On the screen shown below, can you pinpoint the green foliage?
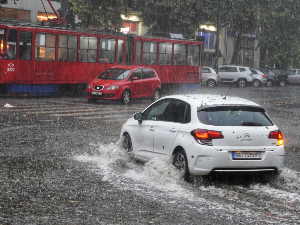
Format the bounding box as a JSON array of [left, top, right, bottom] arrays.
[[258, 0, 300, 69]]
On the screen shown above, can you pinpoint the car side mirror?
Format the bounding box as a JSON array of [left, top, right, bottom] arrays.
[[134, 112, 142, 124], [131, 77, 139, 81]]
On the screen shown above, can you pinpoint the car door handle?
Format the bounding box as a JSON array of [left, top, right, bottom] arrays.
[[170, 128, 177, 132], [150, 126, 155, 131]]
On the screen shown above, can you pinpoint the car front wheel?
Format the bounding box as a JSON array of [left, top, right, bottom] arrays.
[[121, 90, 131, 104], [279, 80, 287, 87], [122, 133, 134, 159], [152, 89, 161, 102], [206, 79, 217, 87], [252, 79, 261, 88], [173, 149, 190, 182], [266, 80, 274, 87]]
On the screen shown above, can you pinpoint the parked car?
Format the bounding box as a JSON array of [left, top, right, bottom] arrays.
[[202, 66, 220, 87], [259, 68, 288, 87], [121, 94, 285, 181], [250, 68, 267, 87], [287, 69, 300, 84], [218, 65, 253, 88], [86, 66, 161, 104]]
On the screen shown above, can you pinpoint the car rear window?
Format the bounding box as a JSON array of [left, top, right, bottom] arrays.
[[250, 69, 258, 74], [197, 106, 274, 126], [287, 70, 296, 75], [203, 68, 211, 73]]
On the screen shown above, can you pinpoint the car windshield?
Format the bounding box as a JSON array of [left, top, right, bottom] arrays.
[[197, 106, 274, 126], [97, 69, 132, 80]]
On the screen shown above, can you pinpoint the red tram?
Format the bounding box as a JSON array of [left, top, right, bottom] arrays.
[[0, 24, 203, 96]]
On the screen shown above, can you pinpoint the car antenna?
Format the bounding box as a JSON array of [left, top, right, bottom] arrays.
[[223, 82, 235, 99]]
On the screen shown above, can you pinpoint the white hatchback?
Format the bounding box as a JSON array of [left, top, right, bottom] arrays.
[[120, 94, 285, 181]]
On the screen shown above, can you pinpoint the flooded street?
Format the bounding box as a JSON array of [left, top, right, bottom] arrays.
[[1, 85, 300, 224]]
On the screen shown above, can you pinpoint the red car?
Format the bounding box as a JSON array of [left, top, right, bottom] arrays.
[[86, 66, 161, 104]]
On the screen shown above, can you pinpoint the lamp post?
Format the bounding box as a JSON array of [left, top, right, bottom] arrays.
[[214, 1, 221, 74]]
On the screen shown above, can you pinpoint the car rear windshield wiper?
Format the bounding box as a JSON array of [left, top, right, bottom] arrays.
[[242, 122, 263, 126]]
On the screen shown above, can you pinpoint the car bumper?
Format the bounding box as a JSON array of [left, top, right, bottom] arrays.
[[186, 143, 285, 176], [86, 89, 123, 100]]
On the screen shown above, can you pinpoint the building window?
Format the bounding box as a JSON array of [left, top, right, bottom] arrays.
[[121, 22, 138, 34], [198, 32, 215, 50], [37, 12, 57, 22]]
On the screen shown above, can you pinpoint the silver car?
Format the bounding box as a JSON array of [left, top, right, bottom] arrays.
[[218, 65, 253, 88], [287, 69, 300, 84], [202, 66, 220, 87], [250, 68, 267, 87]]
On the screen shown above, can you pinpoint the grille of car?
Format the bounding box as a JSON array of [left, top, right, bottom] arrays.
[[94, 85, 104, 90]]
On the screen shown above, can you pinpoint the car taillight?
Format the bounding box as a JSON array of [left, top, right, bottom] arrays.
[[269, 130, 284, 146], [191, 129, 224, 145], [261, 74, 266, 78]]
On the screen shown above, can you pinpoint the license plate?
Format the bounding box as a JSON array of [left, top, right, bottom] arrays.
[[92, 91, 102, 95], [232, 151, 261, 159]]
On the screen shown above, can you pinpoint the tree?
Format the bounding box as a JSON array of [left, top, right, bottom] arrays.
[[57, 0, 129, 31], [257, 0, 300, 69]]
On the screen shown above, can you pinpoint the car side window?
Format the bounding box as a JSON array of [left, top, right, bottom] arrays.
[[142, 99, 172, 121], [163, 99, 189, 123], [142, 69, 155, 79], [239, 67, 246, 72], [130, 69, 142, 80], [203, 68, 210, 73]]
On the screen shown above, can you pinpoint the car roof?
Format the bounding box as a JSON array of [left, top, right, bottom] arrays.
[[160, 94, 260, 108], [110, 66, 154, 70]]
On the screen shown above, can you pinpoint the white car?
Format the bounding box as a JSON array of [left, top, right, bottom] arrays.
[[202, 67, 220, 87], [120, 94, 285, 181], [250, 68, 267, 87], [218, 65, 253, 88]]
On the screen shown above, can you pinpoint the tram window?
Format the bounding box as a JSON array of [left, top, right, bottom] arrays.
[[135, 41, 142, 64], [19, 31, 32, 61], [35, 33, 56, 61], [173, 44, 186, 65], [142, 41, 157, 65], [5, 29, 17, 60], [188, 45, 200, 66], [58, 35, 78, 62], [0, 29, 7, 58], [99, 38, 116, 63], [158, 43, 172, 65], [117, 39, 124, 64], [79, 36, 97, 63]]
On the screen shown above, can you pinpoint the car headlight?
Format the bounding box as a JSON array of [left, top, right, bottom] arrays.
[[87, 84, 91, 89], [107, 86, 119, 90]]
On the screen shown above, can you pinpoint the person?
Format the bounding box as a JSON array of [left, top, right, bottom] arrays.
[[5, 45, 16, 60]]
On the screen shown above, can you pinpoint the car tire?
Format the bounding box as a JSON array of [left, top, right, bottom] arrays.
[[121, 90, 131, 104], [252, 79, 261, 88], [266, 80, 274, 87], [206, 79, 217, 88], [152, 89, 161, 102], [122, 133, 134, 160], [173, 149, 191, 182], [279, 80, 287, 87], [88, 98, 97, 103], [236, 79, 247, 88]]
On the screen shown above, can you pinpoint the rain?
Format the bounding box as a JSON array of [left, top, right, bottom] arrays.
[[1, 0, 300, 224]]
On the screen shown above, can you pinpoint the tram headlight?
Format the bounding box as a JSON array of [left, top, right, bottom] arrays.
[[107, 85, 119, 90]]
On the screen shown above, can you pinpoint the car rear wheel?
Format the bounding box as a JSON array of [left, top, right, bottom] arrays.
[[173, 149, 190, 182], [266, 80, 274, 87], [206, 79, 217, 87], [236, 79, 247, 88], [121, 90, 131, 104], [279, 80, 287, 87], [152, 89, 161, 102], [252, 79, 261, 88]]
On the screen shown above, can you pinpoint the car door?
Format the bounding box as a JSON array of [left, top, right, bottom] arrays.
[[132, 99, 172, 161], [288, 69, 300, 83], [218, 66, 236, 82], [153, 99, 188, 158], [129, 69, 143, 98], [140, 68, 156, 97]]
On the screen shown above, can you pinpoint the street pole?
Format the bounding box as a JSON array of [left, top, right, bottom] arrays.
[[214, 1, 221, 74], [61, 0, 67, 20]]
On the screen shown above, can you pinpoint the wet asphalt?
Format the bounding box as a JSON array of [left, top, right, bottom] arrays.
[[0, 84, 300, 224]]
